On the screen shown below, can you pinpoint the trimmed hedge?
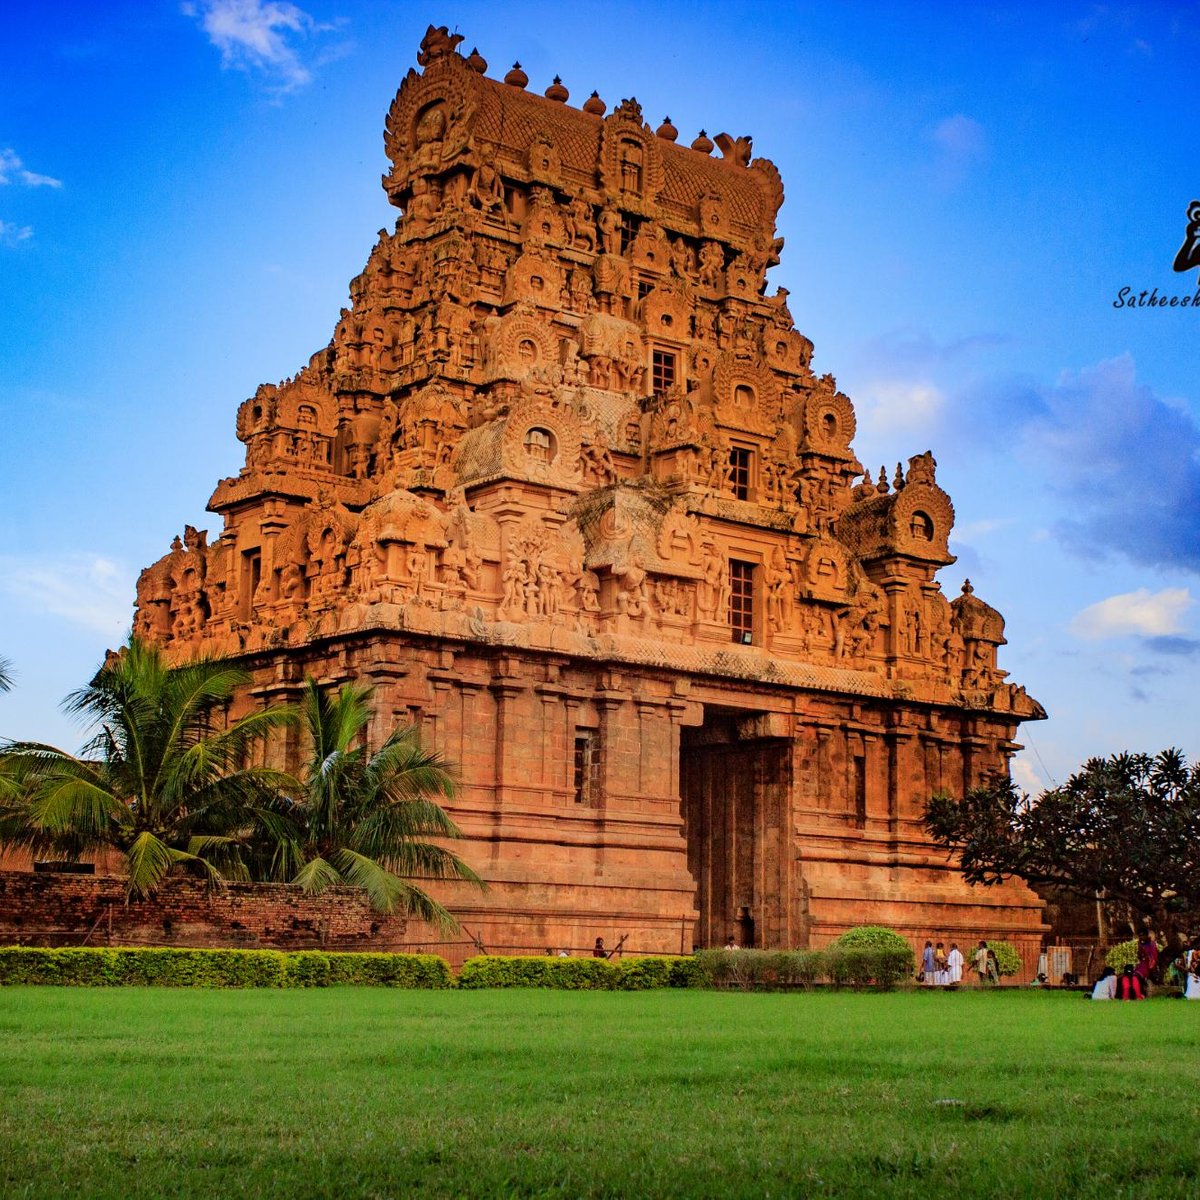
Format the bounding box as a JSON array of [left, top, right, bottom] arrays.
[[693, 949, 828, 990], [614, 955, 704, 989], [0, 946, 453, 989], [827, 947, 914, 991], [691, 947, 913, 991], [456, 955, 702, 990], [458, 955, 616, 989]]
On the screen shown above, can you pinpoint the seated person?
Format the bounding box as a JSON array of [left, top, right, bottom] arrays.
[[1090, 967, 1117, 1000], [1114, 964, 1146, 1000]]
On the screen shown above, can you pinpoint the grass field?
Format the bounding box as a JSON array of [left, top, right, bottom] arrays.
[[1, 988, 1198, 1198]]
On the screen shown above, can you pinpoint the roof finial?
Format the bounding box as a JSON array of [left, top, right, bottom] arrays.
[[691, 129, 714, 154], [583, 90, 606, 116], [656, 116, 679, 142], [545, 75, 569, 102], [466, 46, 487, 74], [504, 62, 528, 89]]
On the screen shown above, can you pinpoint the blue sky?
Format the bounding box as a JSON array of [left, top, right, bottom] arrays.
[[2, 0, 1199, 792]]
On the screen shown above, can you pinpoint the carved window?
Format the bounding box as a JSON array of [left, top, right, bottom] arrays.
[[822, 412, 838, 439], [239, 549, 262, 620], [729, 560, 755, 644], [620, 214, 638, 254], [524, 427, 555, 464], [517, 337, 538, 364], [619, 139, 644, 194], [637, 280, 652, 300], [734, 384, 755, 409], [728, 446, 753, 501], [652, 350, 677, 398], [911, 511, 934, 540], [573, 731, 601, 806]]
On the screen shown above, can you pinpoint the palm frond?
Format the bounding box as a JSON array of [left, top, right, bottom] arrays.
[[292, 855, 342, 896], [28, 775, 129, 842], [185, 834, 252, 882], [330, 847, 409, 914], [123, 830, 225, 899], [335, 847, 463, 929]]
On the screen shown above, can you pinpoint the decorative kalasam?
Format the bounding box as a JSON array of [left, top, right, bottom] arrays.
[[132, 27, 1048, 958]]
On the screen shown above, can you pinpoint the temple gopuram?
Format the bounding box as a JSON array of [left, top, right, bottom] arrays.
[[132, 26, 1048, 955]]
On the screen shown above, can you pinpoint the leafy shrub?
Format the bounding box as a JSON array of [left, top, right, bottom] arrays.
[[690, 949, 829, 990], [0, 946, 452, 988], [987, 941, 1023, 978], [325, 951, 453, 988], [829, 926, 914, 959], [776, 950, 829, 989], [284, 952, 333, 987], [692, 949, 738, 989], [613, 956, 702, 989], [457, 955, 618, 989], [825, 928, 914, 990], [1105, 939, 1137, 971], [1104, 938, 1161, 972], [828, 947, 914, 991]]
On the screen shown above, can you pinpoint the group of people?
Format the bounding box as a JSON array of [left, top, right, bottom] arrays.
[[1090, 940, 1200, 1000], [918, 939, 992, 986]]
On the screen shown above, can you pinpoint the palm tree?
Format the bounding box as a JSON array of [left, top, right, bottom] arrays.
[[0, 656, 13, 692], [0, 638, 294, 898], [275, 679, 482, 927]]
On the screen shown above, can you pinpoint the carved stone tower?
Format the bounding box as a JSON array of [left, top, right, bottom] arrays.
[[133, 26, 1047, 955]]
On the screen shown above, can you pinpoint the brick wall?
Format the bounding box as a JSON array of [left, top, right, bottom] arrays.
[[0, 870, 422, 951]]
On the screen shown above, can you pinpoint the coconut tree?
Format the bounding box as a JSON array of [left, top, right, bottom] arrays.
[[0, 638, 294, 897], [274, 679, 482, 927], [0, 656, 13, 692]]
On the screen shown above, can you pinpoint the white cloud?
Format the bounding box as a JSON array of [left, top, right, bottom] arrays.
[[1069, 587, 1193, 640], [1009, 755, 1045, 796], [0, 148, 62, 188], [0, 553, 133, 637], [183, 0, 324, 93], [0, 219, 33, 246], [928, 114, 987, 188], [856, 380, 944, 444], [953, 516, 1016, 541]]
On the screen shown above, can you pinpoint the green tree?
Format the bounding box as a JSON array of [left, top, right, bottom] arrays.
[[0, 638, 292, 897], [0, 656, 13, 692], [271, 679, 483, 927], [925, 749, 1200, 968]]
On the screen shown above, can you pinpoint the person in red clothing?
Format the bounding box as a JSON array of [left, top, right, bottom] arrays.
[[1115, 964, 1146, 1000], [1136, 934, 1159, 983]]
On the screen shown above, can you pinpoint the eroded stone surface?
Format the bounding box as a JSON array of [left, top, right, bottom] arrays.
[[131, 26, 1047, 958]]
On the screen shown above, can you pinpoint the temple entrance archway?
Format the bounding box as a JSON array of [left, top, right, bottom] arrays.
[[680, 706, 793, 950]]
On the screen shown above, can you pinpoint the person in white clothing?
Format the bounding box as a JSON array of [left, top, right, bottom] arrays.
[[1090, 967, 1117, 1000], [947, 943, 964, 985], [1186, 948, 1200, 999]]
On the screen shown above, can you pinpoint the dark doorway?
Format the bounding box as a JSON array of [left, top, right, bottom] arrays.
[[680, 707, 792, 949]]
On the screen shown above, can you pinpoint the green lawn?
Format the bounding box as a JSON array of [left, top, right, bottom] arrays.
[[1, 988, 1197, 1198]]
